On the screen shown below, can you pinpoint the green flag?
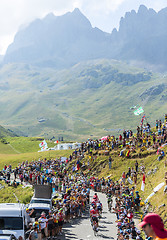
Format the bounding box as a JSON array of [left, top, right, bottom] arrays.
[[134, 107, 144, 116]]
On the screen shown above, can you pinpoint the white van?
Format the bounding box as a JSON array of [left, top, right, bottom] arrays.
[[0, 234, 17, 240], [0, 203, 25, 239], [28, 198, 51, 219], [28, 185, 52, 221]]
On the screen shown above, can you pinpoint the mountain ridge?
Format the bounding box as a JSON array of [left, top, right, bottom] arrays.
[[110, 5, 167, 69], [4, 5, 167, 71], [4, 8, 110, 69]]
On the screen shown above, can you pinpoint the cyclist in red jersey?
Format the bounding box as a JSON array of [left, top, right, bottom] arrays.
[[93, 193, 98, 201], [90, 205, 99, 229]]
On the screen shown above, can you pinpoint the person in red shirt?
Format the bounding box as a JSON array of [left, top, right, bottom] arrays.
[[122, 172, 126, 185], [93, 193, 98, 201], [127, 209, 133, 220], [29, 172, 32, 183], [90, 206, 99, 229], [119, 134, 122, 143], [58, 209, 64, 235]]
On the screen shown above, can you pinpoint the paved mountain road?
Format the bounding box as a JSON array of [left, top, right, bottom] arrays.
[[9, 173, 117, 239], [58, 191, 117, 240]]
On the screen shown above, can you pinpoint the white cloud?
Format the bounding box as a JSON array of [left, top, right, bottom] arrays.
[[81, 0, 126, 13]]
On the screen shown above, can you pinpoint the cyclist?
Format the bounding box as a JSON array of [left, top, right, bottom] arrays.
[[93, 193, 98, 202], [97, 200, 103, 217], [107, 191, 113, 211], [90, 205, 99, 231]]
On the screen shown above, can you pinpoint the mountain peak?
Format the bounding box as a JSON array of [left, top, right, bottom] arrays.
[[72, 8, 82, 14], [44, 13, 56, 22], [44, 13, 55, 19], [138, 5, 148, 14], [4, 6, 106, 68], [64, 7, 92, 29]]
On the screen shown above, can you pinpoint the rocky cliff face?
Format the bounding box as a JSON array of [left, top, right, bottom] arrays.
[[110, 5, 167, 67], [4, 8, 110, 68], [3, 5, 167, 70]]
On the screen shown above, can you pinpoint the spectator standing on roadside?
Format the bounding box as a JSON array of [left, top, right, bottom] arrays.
[[123, 130, 126, 139], [156, 120, 158, 130], [122, 172, 126, 185], [109, 156, 112, 169], [38, 212, 48, 239], [126, 167, 131, 178], [25, 223, 33, 240], [131, 167, 135, 181], [135, 160, 139, 172], [46, 210, 54, 238], [29, 226, 38, 240]]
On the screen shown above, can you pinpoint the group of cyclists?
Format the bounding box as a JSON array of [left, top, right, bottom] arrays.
[[89, 186, 143, 239], [87, 171, 145, 239]]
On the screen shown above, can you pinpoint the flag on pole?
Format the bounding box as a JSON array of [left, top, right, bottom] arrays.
[[39, 140, 48, 151], [141, 174, 145, 191], [134, 107, 144, 116], [141, 115, 146, 123]]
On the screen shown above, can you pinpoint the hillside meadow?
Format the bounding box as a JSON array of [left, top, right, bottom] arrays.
[[0, 136, 72, 168], [0, 138, 72, 203], [0, 60, 167, 141]]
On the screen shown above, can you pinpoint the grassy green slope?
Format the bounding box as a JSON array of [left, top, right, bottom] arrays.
[[0, 125, 18, 138], [0, 149, 72, 170], [0, 142, 16, 154], [0, 147, 72, 203], [6, 137, 55, 153], [0, 60, 167, 140]]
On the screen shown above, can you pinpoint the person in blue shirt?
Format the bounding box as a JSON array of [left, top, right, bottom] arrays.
[[158, 150, 165, 161]]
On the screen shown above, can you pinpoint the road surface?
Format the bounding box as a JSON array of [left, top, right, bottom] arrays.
[[58, 190, 117, 240], [9, 174, 118, 239]]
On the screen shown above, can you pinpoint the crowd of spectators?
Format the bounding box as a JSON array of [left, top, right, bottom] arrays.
[[0, 116, 167, 239]]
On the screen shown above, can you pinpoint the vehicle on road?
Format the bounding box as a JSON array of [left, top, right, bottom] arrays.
[[0, 203, 25, 240], [0, 234, 17, 240], [27, 185, 52, 220]]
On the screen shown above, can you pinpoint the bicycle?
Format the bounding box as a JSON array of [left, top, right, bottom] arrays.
[[92, 218, 98, 236], [108, 200, 112, 212]]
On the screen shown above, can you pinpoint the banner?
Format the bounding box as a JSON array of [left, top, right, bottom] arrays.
[[153, 182, 165, 192], [145, 192, 155, 203], [127, 177, 134, 185], [61, 157, 66, 162], [144, 182, 165, 203]]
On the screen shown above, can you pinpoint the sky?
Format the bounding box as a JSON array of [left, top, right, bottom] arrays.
[[0, 0, 167, 55]]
